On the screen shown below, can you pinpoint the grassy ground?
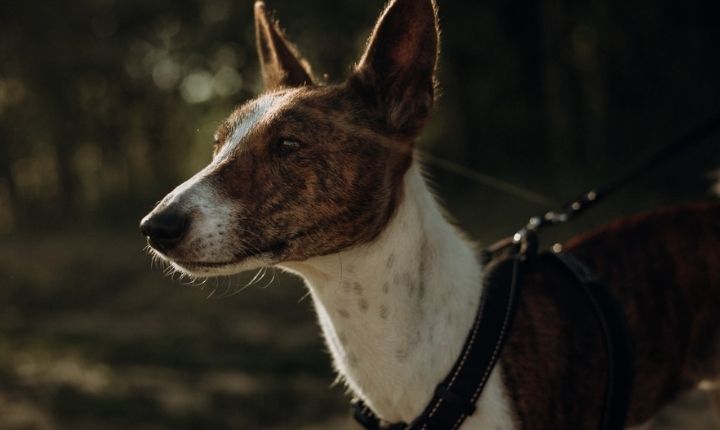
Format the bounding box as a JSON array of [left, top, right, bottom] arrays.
[[0, 229, 354, 429], [0, 224, 716, 429]]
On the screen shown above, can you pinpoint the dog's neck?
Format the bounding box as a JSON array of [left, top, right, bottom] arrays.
[[282, 162, 513, 426]]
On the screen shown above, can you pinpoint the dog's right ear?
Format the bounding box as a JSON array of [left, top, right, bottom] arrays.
[[351, 0, 439, 136], [254, 1, 314, 90]]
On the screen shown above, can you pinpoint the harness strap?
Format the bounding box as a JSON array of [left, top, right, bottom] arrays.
[[353, 248, 634, 430], [352, 400, 405, 430], [353, 254, 524, 430], [550, 252, 634, 430]]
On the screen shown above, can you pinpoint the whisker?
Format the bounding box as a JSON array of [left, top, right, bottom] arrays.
[[298, 289, 312, 303], [247, 267, 266, 287], [261, 268, 277, 289]]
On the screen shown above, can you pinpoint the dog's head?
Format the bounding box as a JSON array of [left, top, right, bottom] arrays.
[[140, 0, 439, 276]]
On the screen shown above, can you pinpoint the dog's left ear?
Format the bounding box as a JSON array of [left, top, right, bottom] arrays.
[[254, 1, 314, 90], [351, 0, 439, 136]]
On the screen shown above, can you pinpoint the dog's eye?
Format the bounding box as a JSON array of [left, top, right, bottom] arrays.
[[273, 138, 303, 155]]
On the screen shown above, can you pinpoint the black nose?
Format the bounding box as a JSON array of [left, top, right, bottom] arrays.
[[140, 210, 189, 253]]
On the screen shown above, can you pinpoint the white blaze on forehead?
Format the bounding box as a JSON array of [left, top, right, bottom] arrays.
[[215, 92, 288, 163], [158, 92, 290, 208]]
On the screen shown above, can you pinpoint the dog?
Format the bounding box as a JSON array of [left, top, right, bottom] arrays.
[[140, 0, 720, 428]]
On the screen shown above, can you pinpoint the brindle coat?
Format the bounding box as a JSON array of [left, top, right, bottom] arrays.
[[502, 202, 720, 428], [140, 0, 720, 427]]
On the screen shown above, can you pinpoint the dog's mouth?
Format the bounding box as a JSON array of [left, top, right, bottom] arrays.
[[147, 228, 315, 276], [169, 239, 291, 273]]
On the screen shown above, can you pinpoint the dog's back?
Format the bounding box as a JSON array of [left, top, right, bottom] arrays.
[[500, 202, 720, 428]]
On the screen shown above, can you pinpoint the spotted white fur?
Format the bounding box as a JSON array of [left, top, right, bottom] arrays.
[[280, 162, 516, 429]]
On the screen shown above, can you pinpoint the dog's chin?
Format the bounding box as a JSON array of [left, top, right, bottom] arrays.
[[147, 246, 276, 278], [169, 257, 270, 277], [146, 238, 291, 278]]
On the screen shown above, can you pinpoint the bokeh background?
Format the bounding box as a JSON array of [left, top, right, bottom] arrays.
[[1, 0, 720, 428]]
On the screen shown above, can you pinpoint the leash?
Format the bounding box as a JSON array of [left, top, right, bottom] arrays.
[[483, 111, 720, 260], [417, 151, 558, 207], [427, 112, 720, 222]]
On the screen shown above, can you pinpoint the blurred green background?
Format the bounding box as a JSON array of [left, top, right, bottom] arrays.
[[1, 0, 719, 428]]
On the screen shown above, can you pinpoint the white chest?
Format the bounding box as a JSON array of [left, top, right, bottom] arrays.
[[281, 164, 516, 429]]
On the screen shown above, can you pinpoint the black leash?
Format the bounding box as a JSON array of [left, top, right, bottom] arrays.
[[483, 111, 720, 260], [531, 111, 720, 233]]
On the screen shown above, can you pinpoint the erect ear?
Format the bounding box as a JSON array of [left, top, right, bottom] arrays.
[[254, 1, 314, 90], [351, 0, 439, 136]]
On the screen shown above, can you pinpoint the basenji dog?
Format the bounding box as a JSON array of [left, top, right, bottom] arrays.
[[140, 0, 720, 428]]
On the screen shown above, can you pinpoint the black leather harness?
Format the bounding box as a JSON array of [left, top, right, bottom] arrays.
[[349, 110, 720, 429], [352, 233, 634, 430]]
